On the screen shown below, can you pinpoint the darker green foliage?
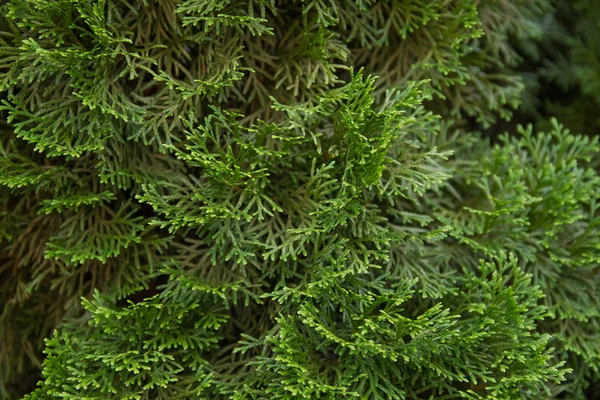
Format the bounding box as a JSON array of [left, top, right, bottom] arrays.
[[0, 1, 599, 399]]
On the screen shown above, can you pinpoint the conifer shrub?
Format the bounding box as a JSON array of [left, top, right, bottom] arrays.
[[518, 0, 600, 135], [0, 1, 599, 399]]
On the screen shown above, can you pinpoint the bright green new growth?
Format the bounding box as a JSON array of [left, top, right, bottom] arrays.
[[0, 0, 599, 399]]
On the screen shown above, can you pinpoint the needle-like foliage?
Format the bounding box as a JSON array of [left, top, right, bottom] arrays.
[[0, 1, 599, 399]]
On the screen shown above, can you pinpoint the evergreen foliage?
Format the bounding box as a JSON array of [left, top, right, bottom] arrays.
[[0, 0, 599, 399], [518, 0, 600, 135]]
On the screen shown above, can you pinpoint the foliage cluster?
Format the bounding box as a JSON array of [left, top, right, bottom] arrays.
[[1, 0, 599, 399]]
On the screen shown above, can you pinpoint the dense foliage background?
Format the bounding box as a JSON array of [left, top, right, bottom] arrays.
[[1, 0, 599, 399]]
